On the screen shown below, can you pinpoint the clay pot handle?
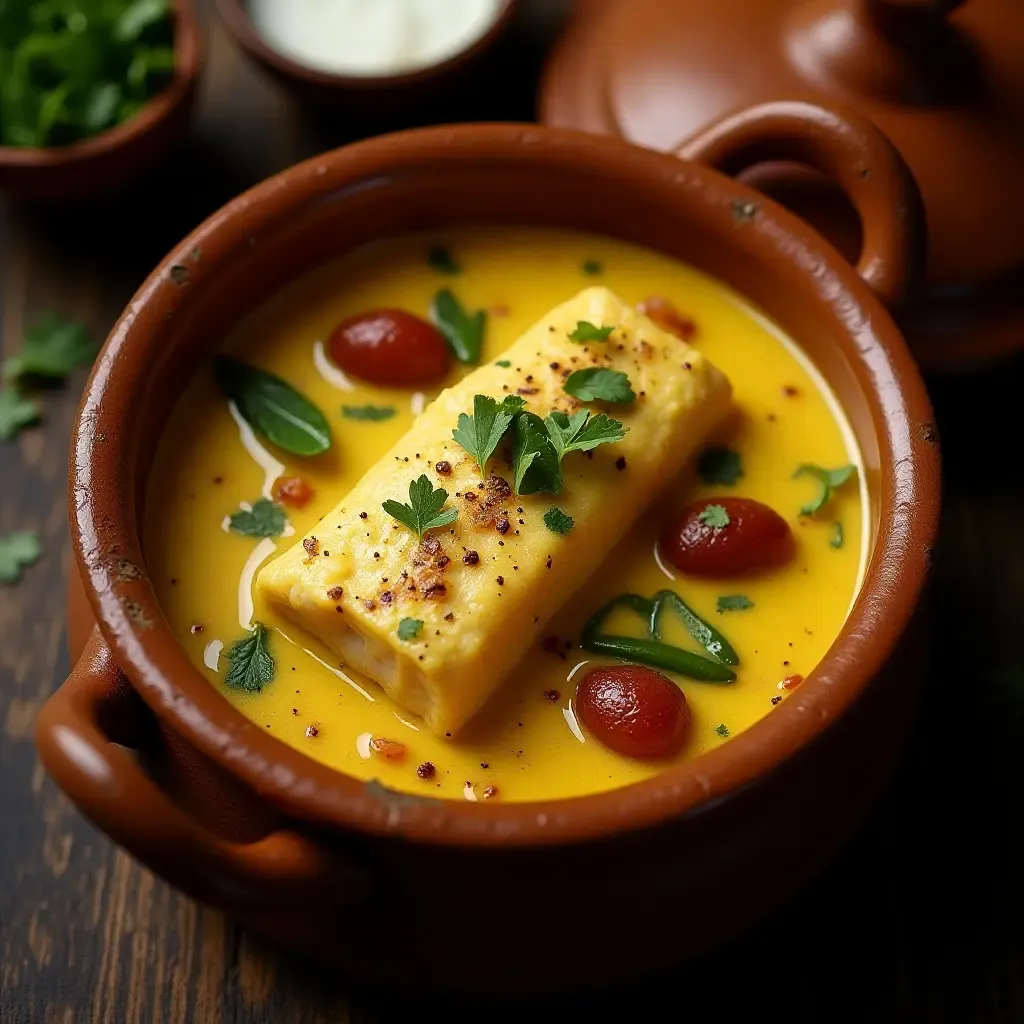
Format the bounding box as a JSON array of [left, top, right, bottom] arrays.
[[676, 100, 926, 309], [36, 629, 370, 913]]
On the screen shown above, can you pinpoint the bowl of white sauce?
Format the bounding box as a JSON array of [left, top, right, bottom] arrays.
[[217, 0, 518, 105]]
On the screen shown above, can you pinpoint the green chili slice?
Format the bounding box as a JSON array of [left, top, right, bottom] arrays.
[[650, 590, 739, 667]]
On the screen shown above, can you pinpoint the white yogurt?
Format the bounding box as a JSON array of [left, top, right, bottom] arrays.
[[248, 0, 503, 78]]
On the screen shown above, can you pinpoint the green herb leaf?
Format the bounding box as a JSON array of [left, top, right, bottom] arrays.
[[0, 388, 40, 440], [697, 447, 743, 486], [794, 463, 857, 516], [397, 617, 423, 642], [563, 367, 635, 404], [581, 259, 603, 276], [699, 504, 731, 530], [495, 360, 511, 368], [224, 623, 275, 692], [513, 412, 562, 496], [543, 507, 574, 536], [214, 356, 332, 457], [382, 475, 458, 539], [831, 521, 844, 549], [228, 499, 287, 538], [115, 0, 170, 43], [0, 531, 41, 584], [717, 594, 754, 613], [432, 289, 486, 364], [544, 409, 627, 463], [342, 404, 396, 422], [569, 321, 614, 343], [452, 394, 525, 477], [4, 316, 94, 381], [715, 723, 730, 738], [427, 245, 460, 275]]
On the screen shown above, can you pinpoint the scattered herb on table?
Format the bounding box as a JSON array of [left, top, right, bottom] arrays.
[[697, 446, 743, 486], [715, 723, 730, 738], [699, 504, 731, 530], [397, 617, 423, 642], [431, 289, 486, 364], [382, 475, 458, 539], [342, 404, 396, 422], [452, 394, 525, 477], [563, 367, 635, 404], [544, 410, 626, 465], [568, 321, 614, 343], [794, 463, 857, 516], [224, 622, 275, 692], [495, 360, 511, 368], [4, 315, 93, 382], [581, 259, 603, 276], [831, 521, 845, 549], [228, 499, 287, 539], [543, 507, 574, 536], [0, 531, 41, 584], [427, 245, 460, 275], [0, 388, 40, 440], [513, 411, 562, 496], [717, 594, 754, 613]]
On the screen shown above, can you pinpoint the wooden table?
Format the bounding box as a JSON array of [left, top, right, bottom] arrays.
[[2, 3, 1023, 1020]]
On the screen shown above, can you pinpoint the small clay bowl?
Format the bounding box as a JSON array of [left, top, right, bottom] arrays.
[[215, 0, 520, 111], [37, 110, 940, 994], [0, 0, 202, 203]]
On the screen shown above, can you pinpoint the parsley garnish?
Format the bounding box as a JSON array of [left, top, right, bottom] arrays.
[[224, 623, 275, 692], [544, 410, 627, 463], [513, 412, 562, 496], [342, 404, 396, 422], [581, 259, 603, 276], [717, 594, 754, 613], [793, 463, 857, 516], [495, 360, 511, 368], [715, 723, 730, 738], [397, 617, 423, 641], [432, 289, 486, 364], [228, 499, 287, 538], [568, 321, 614, 343], [0, 388, 40, 440], [452, 394, 525, 477], [831, 521, 844, 549], [699, 504, 731, 530], [382, 475, 458, 539], [427, 245, 460, 275], [0, 531, 41, 584], [563, 367, 635, 404], [4, 315, 93, 381], [543, 507, 574, 535], [697, 447, 743, 486]]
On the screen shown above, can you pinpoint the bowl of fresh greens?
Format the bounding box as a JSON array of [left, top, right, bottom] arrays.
[[0, 0, 201, 201]]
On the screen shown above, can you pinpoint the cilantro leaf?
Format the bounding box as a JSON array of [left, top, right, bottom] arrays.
[[427, 245, 460, 275], [452, 394, 525, 477], [697, 447, 743, 486], [0, 388, 40, 440], [382, 475, 458, 539], [397, 617, 423, 641], [495, 360, 511, 368], [717, 595, 754, 613], [699, 504, 731, 530], [543, 507, 574, 535], [229, 499, 287, 538], [0, 531, 41, 584], [563, 368, 635, 404], [4, 316, 94, 381], [513, 412, 562, 496], [432, 289, 486, 364], [831, 522, 844, 549], [342, 404, 396, 422], [715, 723, 730, 738], [569, 321, 614, 343], [794, 463, 857, 516], [545, 410, 627, 463], [581, 259, 603, 276], [224, 623, 275, 692]]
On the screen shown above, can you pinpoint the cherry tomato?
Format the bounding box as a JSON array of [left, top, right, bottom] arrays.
[[638, 296, 697, 341], [660, 496, 793, 576], [329, 309, 451, 386], [272, 475, 315, 509], [576, 666, 691, 759]]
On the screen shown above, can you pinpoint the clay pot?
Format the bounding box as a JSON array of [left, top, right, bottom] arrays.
[[37, 114, 939, 994]]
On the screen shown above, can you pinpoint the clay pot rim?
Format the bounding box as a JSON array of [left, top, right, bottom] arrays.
[[69, 123, 939, 849], [0, 0, 201, 174]]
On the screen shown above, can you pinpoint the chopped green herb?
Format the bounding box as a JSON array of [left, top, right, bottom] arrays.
[[397, 617, 424, 642], [427, 245, 460, 275], [717, 594, 754, 613], [228, 499, 287, 539], [224, 623, 275, 692], [697, 446, 743, 486], [581, 259, 603, 276], [543, 507, 574, 536], [794, 463, 857, 516], [4, 315, 94, 381], [342, 404, 396, 422], [715, 723, 730, 738], [563, 367, 635, 404], [0, 388, 40, 440], [568, 321, 614, 343], [699, 504, 731, 530], [0, 531, 41, 584], [495, 360, 512, 368], [214, 356, 332, 457], [544, 409, 627, 465], [432, 289, 486, 364], [513, 412, 562, 496], [452, 394, 525, 477], [382, 475, 458, 539], [831, 521, 845, 549]]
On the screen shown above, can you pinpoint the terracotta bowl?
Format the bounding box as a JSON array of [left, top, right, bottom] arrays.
[[37, 109, 940, 994], [0, 0, 202, 203], [214, 0, 520, 111]]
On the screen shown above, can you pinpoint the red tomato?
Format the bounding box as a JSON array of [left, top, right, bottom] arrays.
[[328, 309, 451, 386], [660, 496, 793, 576], [637, 296, 697, 341], [272, 475, 315, 509], [576, 666, 691, 759]]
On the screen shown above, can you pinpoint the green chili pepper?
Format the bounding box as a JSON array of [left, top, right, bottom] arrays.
[[581, 635, 737, 683], [650, 590, 739, 667]]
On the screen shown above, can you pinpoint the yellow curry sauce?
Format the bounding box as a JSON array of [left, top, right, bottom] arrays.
[[144, 227, 865, 802]]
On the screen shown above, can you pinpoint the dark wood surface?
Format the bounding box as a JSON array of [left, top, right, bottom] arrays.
[[2, 2, 1023, 1020]]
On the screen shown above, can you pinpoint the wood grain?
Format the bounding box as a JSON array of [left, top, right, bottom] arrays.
[[2, 2, 1023, 1021]]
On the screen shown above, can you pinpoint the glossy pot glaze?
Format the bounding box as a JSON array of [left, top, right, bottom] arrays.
[[37, 116, 940, 993]]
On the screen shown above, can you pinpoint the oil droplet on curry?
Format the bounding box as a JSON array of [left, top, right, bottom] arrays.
[[145, 228, 865, 803]]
